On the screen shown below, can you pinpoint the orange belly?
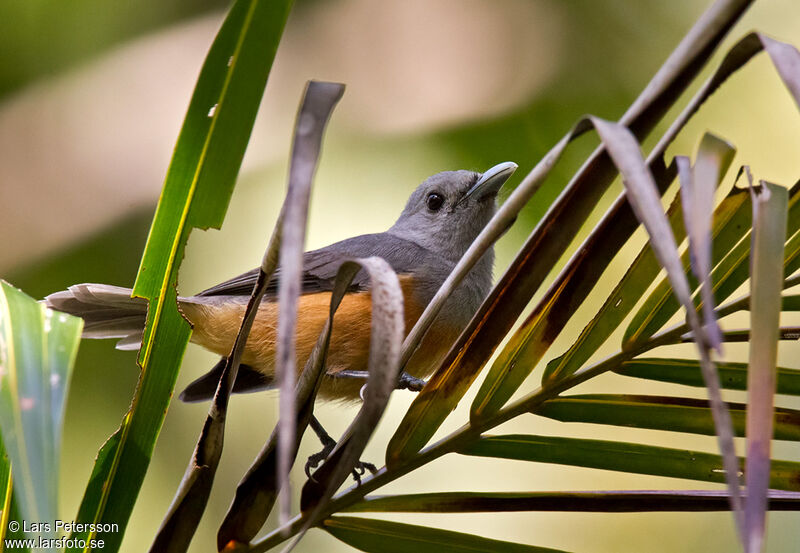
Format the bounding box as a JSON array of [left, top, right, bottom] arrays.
[[179, 276, 459, 400]]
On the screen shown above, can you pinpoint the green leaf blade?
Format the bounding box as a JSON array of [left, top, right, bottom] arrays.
[[615, 358, 800, 395], [537, 394, 800, 441], [70, 1, 294, 550], [460, 434, 800, 491], [0, 434, 12, 544], [0, 281, 82, 538], [344, 490, 800, 514], [323, 516, 569, 553]]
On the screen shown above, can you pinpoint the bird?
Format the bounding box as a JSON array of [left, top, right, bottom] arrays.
[[45, 161, 516, 409]]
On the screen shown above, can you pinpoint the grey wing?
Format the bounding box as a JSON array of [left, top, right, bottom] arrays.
[[195, 266, 330, 297], [196, 232, 442, 298], [195, 267, 263, 297]]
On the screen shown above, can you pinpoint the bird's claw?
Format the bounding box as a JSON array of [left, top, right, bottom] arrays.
[[304, 448, 378, 485], [350, 461, 378, 485], [306, 414, 379, 485], [304, 435, 336, 480]]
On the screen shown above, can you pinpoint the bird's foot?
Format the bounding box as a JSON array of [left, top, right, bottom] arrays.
[[304, 445, 378, 485], [306, 415, 378, 485], [332, 369, 427, 392], [304, 433, 336, 480], [349, 460, 378, 485], [397, 372, 427, 392]]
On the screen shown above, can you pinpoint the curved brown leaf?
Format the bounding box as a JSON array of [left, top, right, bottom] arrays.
[[275, 80, 344, 524], [293, 257, 404, 546], [744, 181, 789, 553], [678, 134, 737, 350], [216, 260, 361, 550]]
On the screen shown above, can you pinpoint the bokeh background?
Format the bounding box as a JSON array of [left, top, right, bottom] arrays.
[[2, 0, 800, 551]]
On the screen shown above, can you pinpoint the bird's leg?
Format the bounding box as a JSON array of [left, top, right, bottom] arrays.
[[305, 370, 426, 483], [304, 370, 426, 483], [305, 415, 337, 479], [305, 415, 377, 484], [333, 369, 427, 392]]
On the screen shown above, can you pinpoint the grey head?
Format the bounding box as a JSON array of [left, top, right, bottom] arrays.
[[388, 161, 518, 262]]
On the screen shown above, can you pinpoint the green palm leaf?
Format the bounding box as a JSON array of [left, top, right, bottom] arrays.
[[537, 394, 800, 440], [460, 435, 800, 490], [68, 1, 294, 550], [616, 358, 800, 395], [323, 516, 568, 553], [0, 281, 82, 546]]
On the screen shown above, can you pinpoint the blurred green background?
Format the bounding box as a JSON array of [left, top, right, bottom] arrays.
[[2, 0, 800, 551]]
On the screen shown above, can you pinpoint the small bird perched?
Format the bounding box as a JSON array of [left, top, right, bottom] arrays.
[[45, 162, 517, 405]]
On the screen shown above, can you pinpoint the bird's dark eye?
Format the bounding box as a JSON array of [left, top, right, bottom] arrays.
[[426, 192, 444, 212]]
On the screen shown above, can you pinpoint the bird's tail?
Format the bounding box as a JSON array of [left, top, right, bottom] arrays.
[[44, 284, 148, 351]]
